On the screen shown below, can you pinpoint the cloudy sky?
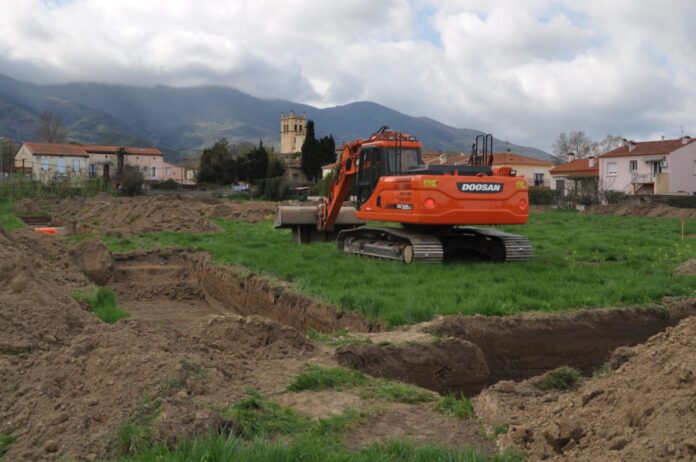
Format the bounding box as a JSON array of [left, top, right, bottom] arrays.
[[1, 0, 695, 151]]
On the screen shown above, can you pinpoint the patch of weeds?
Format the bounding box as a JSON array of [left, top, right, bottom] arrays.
[[534, 366, 582, 391], [0, 346, 26, 356], [159, 357, 208, 396], [287, 365, 367, 391], [479, 423, 509, 441], [307, 328, 373, 347], [0, 434, 16, 458], [436, 393, 474, 419], [115, 394, 162, 456], [222, 389, 309, 439], [360, 380, 436, 404], [71, 287, 129, 324], [592, 364, 612, 378], [377, 341, 392, 347]]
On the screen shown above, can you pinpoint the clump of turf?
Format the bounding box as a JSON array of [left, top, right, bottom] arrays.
[[0, 434, 16, 457], [436, 393, 475, 419], [72, 287, 129, 324], [535, 366, 582, 391], [287, 365, 367, 391]]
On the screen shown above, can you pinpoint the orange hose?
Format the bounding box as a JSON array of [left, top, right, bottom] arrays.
[[34, 227, 58, 235]]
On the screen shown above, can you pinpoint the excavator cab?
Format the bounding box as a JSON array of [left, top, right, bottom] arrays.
[[355, 145, 422, 206]]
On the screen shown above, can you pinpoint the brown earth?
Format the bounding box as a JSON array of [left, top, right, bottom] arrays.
[[475, 316, 696, 461], [0, 228, 490, 461], [585, 203, 696, 219], [12, 195, 284, 235], [675, 259, 696, 275]]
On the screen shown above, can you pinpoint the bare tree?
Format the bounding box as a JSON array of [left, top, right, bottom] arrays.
[[595, 134, 624, 155], [36, 111, 68, 143], [551, 131, 596, 164]]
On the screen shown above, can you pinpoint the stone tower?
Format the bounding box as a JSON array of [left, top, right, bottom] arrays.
[[280, 111, 307, 155]]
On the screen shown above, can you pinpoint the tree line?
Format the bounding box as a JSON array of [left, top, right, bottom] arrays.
[[551, 132, 624, 164]]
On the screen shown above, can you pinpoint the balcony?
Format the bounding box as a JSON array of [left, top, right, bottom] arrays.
[[631, 173, 652, 184]]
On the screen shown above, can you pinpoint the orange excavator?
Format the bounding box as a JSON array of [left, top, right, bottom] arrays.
[[274, 127, 531, 263]]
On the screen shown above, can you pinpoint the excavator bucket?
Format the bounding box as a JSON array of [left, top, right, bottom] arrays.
[[274, 205, 365, 244]]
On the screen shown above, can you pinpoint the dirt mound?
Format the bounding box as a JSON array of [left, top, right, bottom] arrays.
[[70, 238, 114, 285], [476, 315, 696, 461], [0, 228, 93, 354], [15, 196, 282, 235], [586, 203, 696, 219], [0, 230, 316, 461], [675, 259, 696, 275]]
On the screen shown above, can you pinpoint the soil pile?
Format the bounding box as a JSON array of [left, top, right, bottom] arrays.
[[0, 227, 92, 354], [586, 203, 696, 219], [476, 316, 696, 461], [0, 229, 315, 461], [675, 259, 696, 275], [14, 196, 281, 235]]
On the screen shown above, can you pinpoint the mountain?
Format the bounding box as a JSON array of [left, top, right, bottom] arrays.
[[0, 73, 550, 162]]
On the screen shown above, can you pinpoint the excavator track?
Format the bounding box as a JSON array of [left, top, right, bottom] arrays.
[[337, 227, 444, 263], [337, 226, 532, 263]]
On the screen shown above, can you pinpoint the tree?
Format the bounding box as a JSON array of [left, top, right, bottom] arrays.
[[318, 134, 336, 170], [118, 165, 144, 196], [240, 140, 269, 183], [552, 132, 624, 165], [36, 111, 68, 143], [301, 120, 320, 182], [115, 146, 127, 187], [1, 138, 16, 174], [197, 138, 237, 184], [551, 131, 596, 164]]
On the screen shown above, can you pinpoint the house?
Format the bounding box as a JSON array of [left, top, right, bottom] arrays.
[[598, 137, 696, 196], [15, 142, 194, 185], [488, 153, 554, 188], [549, 154, 599, 197], [321, 162, 337, 178], [14, 142, 89, 184], [423, 151, 554, 187], [83, 145, 166, 181]]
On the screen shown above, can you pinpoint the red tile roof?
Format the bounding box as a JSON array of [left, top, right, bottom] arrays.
[[22, 142, 89, 157], [549, 158, 599, 177], [599, 138, 696, 158], [490, 153, 553, 166], [83, 145, 163, 156]]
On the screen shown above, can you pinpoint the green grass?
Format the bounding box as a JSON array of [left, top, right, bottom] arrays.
[[116, 434, 524, 462], [71, 287, 129, 324], [534, 366, 582, 391], [437, 393, 475, 419], [360, 380, 436, 403], [287, 365, 435, 404], [0, 434, 15, 458], [0, 200, 25, 231], [101, 210, 696, 326], [115, 395, 162, 457], [287, 365, 368, 391], [115, 391, 523, 462]]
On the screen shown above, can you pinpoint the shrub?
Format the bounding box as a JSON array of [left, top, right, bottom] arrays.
[[603, 190, 627, 204], [257, 176, 292, 201], [150, 179, 179, 190], [528, 186, 557, 205], [118, 165, 144, 196], [535, 366, 582, 391]]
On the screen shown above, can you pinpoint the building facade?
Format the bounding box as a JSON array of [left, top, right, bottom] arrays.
[[14, 142, 89, 184], [15, 142, 194, 185], [280, 111, 307, 155], [549, 154, 599, 197], [598, 137, 696, 196]]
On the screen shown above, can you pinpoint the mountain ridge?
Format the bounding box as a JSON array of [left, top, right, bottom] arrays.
[[0, 73, 550, 162]]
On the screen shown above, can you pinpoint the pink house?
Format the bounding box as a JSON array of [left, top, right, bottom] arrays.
[[598, 137, 696, 196], [84, 145, 166, 181]]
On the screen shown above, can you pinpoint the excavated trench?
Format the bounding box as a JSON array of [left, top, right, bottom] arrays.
[[109, 249, 696, 397]]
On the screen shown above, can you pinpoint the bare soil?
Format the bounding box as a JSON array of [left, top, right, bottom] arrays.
[[13, 195, 282, 235], [585, 203, 696, 219], [0, 227, 489, 461], [475, 316, 696, 461]]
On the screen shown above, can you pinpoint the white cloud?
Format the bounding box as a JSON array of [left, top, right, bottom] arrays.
[[0, 0, 695, 151]]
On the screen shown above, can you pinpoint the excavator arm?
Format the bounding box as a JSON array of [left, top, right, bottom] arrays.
[[321, 140, 362, 230]]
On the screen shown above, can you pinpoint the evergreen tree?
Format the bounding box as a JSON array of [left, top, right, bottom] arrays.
[[197, 138, 236, 184], [301, 120, 320, 182], [242, 140, 269, 183]]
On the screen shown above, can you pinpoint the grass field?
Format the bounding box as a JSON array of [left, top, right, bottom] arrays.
[[102, 210, 696, 326], [0, 200, 26, 231]]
